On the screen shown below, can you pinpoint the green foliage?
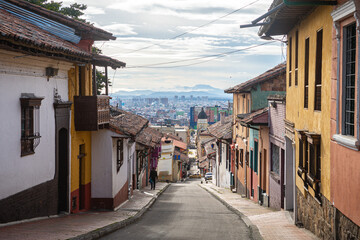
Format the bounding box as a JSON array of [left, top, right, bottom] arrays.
[[25, 0, 87, 21], [26, 0, 109, 95]]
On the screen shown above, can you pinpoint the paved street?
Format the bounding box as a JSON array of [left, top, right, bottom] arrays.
[[101, 179, 252, 240]]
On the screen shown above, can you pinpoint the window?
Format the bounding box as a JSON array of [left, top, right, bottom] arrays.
[[298, 131, 321, 202], [235, 149, 239, 168], [254, 141, 258, 174], [20, 94, 43, 156], [271, 143, 280, 175], [240, 149, 244, 167], [295, 31, 299, 86], [304, 38, 310, 108], [117, 139, 124, 172], [314, 29, 323, 111], [343, 23, 356, 136], [289, 36, 293, 87]]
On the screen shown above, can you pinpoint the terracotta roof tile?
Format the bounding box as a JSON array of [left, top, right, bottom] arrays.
[[207, 116, 232, 140], [135, 127, 163, 147], [0, 9, 91, 60], [110, 107, 148, 137], [4, 0, 115, 41], [239, 107, 268, 126], [225, 63, 286, 93]]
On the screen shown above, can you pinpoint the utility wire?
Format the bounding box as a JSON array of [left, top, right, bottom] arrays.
[[122, 0, 260, 55], [126, 41, 276, 69]]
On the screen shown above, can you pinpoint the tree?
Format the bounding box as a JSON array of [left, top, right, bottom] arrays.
[[26, 0, 109, 94], [26, 0, 87, 21]]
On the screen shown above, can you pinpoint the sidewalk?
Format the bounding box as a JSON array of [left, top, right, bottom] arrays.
[[0, 182, 169, 240], [200, 182, 318, 240]]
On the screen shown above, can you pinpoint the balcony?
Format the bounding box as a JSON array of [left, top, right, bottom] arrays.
[[74, 95, 110, 131]]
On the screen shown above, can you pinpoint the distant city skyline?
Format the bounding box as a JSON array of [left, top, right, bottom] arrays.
[[58, 0, 285, 92]]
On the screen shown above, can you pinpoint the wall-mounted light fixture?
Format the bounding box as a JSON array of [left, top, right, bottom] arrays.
[[46, 67, 59, 81], [270, 101, 277, 108]]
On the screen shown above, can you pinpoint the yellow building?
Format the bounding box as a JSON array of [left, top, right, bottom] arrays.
[[258, 1, 334, 238]]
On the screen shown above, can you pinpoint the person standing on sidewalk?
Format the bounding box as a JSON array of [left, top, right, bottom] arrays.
[[150, 168, 157, 190]]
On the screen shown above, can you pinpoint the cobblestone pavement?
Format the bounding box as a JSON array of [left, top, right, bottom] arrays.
[[200, 182, 318, 240], [0, 182, 169, 240]]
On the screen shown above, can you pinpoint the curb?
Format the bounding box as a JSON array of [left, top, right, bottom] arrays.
[[69, 183, 170, 240], [199, 184, 263, 240]]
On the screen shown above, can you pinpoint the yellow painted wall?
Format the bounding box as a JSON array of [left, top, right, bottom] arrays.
[[68, 64, 93, 192], [286, 6, 332, 200]]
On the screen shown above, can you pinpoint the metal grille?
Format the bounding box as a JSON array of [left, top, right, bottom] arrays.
[[344, 23, 356, 136], [295, 31, 299, 86]]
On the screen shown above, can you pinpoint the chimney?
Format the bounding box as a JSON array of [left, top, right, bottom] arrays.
[[220, 112, 225, 124]]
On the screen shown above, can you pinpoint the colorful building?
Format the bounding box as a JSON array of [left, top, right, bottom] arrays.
[[258, 1, 342, 238], [225, 63, 286, 203], [330, 1, 360, 238]]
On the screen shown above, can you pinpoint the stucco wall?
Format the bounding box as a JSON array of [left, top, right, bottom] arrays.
[[287, 6, 333, 201], [0, 49, 71, 199], [91, 130, 113, 198]]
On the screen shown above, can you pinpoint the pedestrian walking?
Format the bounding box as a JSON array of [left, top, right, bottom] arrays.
[[149, 168, 157, 190]]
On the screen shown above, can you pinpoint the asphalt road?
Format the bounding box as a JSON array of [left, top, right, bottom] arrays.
[[101, 179, 251, 240]]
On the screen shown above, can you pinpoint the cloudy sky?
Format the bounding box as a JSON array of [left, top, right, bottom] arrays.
[[63, 0, 286, 93]]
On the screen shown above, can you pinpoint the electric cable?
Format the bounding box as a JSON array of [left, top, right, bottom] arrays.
[[119, 0, 260, 55], [126, 41, 276, 69]]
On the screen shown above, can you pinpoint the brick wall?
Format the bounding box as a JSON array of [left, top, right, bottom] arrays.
[[269, 101, 286, 139]]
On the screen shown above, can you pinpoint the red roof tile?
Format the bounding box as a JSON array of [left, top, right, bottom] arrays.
[[110, 107, 148, 137], [136, 127, 163, 147], [0, 9, 91, 60], [4, 0, 115, 41], [207, 116, 232, 140], [225, 63, 286, 93], [239, 107, 268, 126]]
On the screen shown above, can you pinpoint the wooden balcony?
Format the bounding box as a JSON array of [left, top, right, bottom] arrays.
[[74, 95, 110, 131]]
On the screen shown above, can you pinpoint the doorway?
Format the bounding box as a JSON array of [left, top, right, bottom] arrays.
[[79, 144, 85, 210], [58, 128, 68, 213]]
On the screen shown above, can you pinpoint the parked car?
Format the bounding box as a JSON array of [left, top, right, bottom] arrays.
[[205, 172, 212, 181]]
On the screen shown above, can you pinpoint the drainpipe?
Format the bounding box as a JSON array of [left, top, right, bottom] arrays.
[[334, 22, 341, 134], [283, 0, 337, 6]]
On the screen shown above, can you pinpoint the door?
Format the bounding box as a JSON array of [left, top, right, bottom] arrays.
[[58, 128, 68, 213], [79, 144, 85, 210]]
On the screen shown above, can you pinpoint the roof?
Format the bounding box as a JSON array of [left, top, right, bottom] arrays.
[[207, 116, 232, 140], [174, 149, 189, 162], [268, 94, 286, 101], [198, 108, 208, 119], [0, 9, 91, 62], [4, 0, 116, 41], [135, 127, 163, 148], [258, 0, 336, 37], [92, 54, 126, 69], [239, 108, 269, 126], [110, 107, 149, 137], [225, 63, 286, 93], [161, 137, 187, 150]]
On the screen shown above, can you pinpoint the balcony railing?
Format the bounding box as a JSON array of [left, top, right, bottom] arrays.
[[74, 95, 110, 131]]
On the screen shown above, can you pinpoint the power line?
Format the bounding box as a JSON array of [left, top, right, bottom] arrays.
[[126, 41, 276, 69], [121, 0, 260, 55]]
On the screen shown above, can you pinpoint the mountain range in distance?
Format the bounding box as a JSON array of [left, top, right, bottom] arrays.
[[110, 84, 231, 99]]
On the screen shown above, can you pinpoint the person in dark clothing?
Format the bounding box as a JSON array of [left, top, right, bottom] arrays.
[[149, 168, 157, 190]]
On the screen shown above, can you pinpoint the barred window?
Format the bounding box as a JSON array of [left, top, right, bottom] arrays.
[[314, 29, 323, 111], [304, 38, 310, 108], [117, 139, 124, 172]]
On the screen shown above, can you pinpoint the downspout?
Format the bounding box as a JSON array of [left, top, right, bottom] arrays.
[[355, 11, 360, 143], [334, 22, 340, 134]]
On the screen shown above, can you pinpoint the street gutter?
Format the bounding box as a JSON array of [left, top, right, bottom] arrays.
[[199, 184, 263, 240], [68, 183, 171, 240]]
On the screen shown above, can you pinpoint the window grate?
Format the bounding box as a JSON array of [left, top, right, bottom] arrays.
[[344, 23, 356, 136]]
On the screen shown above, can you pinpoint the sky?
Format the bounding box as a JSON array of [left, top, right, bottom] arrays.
[[62, 0, 286, 93]]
